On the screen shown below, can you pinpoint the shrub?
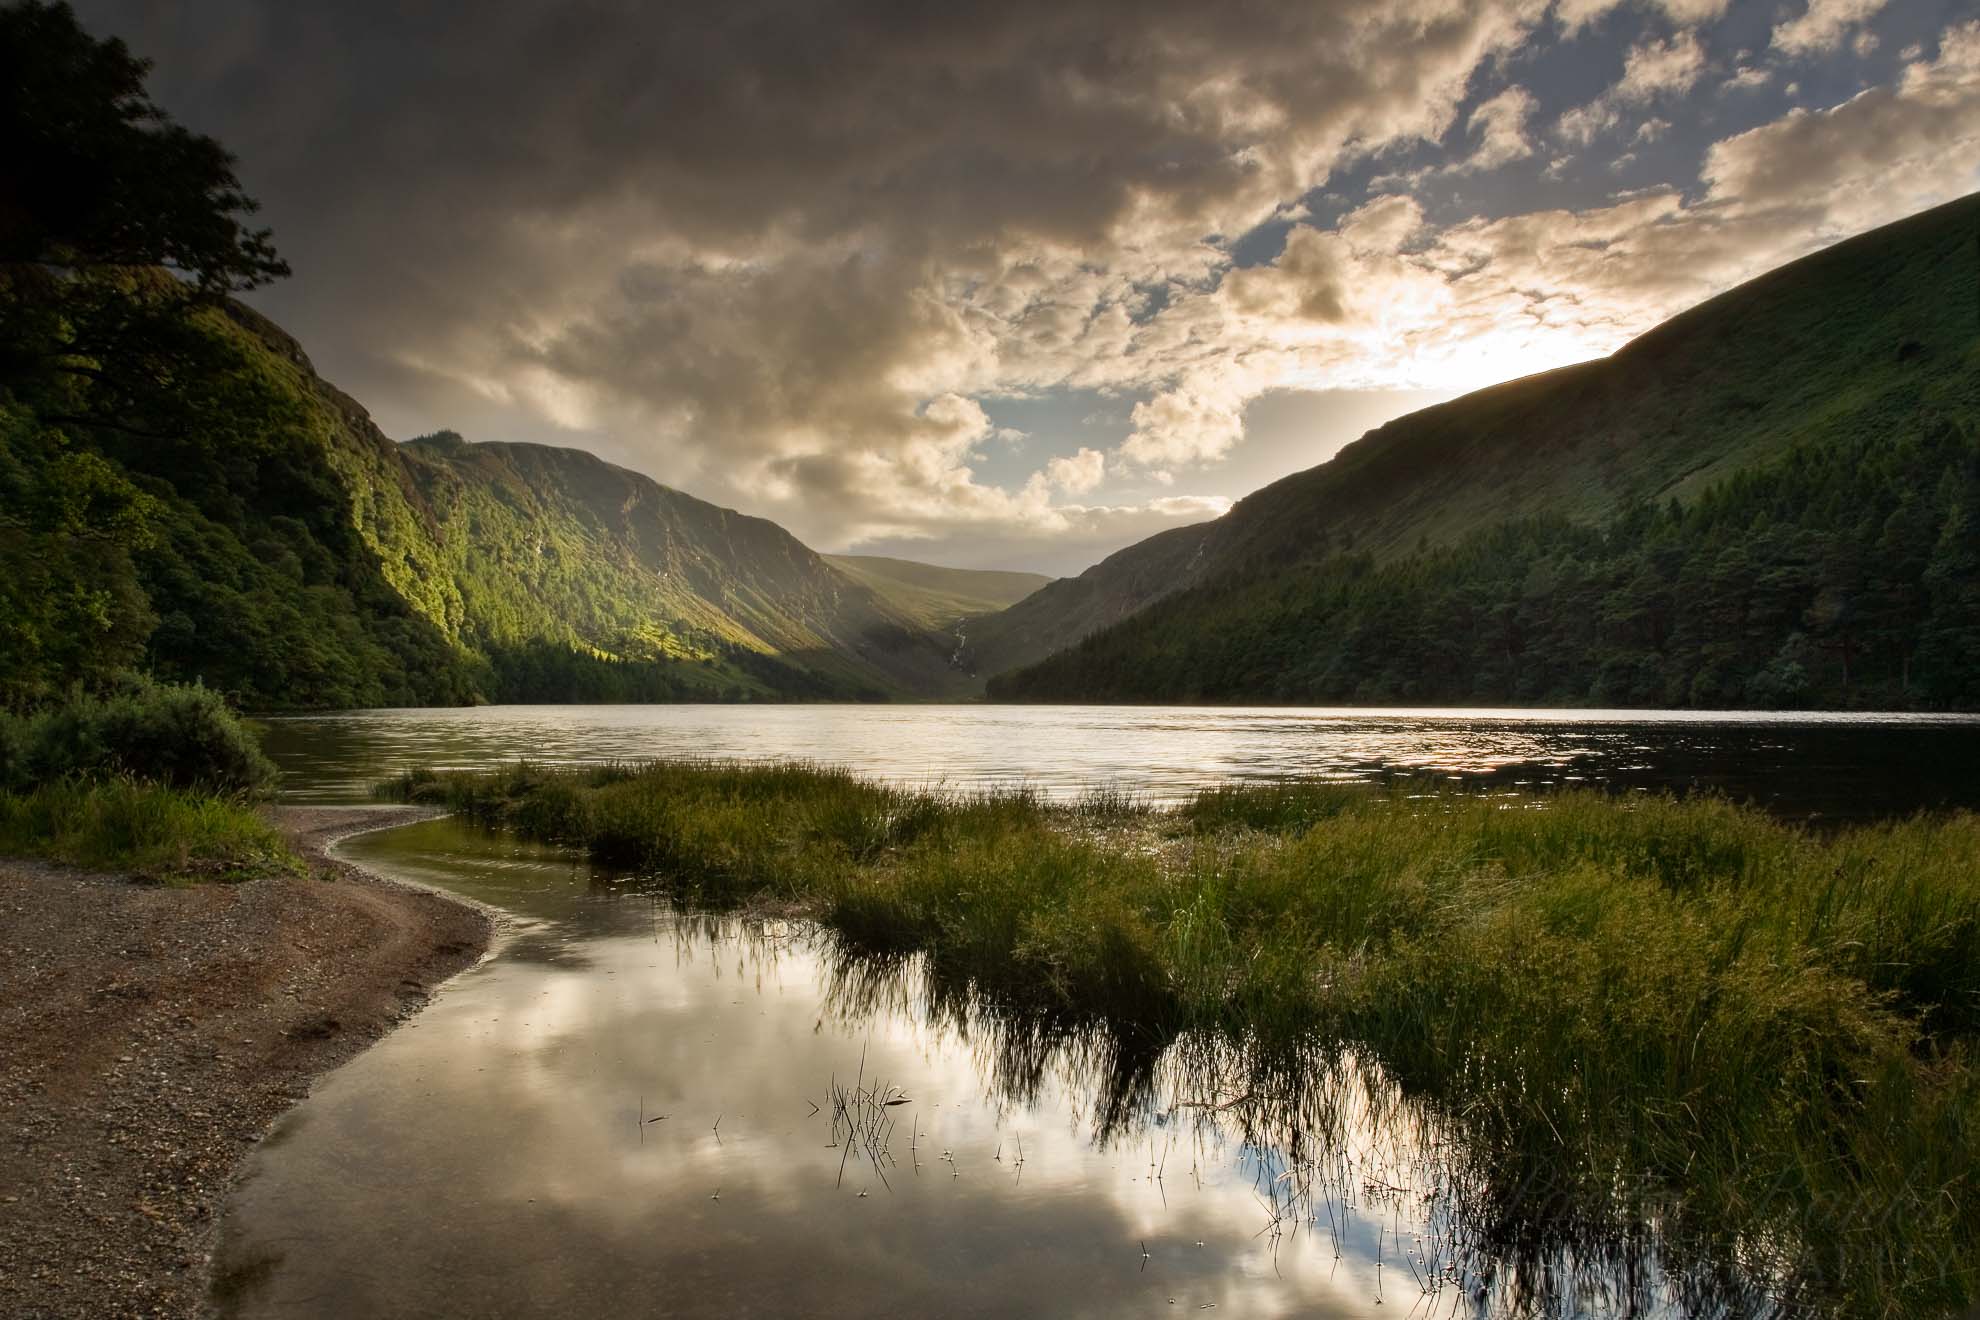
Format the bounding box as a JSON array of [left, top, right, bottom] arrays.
[[0, 712, 24, 791], [10, 677, 275, 794]]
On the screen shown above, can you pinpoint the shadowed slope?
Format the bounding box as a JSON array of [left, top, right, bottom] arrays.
[[973, 192, 1980, 697]]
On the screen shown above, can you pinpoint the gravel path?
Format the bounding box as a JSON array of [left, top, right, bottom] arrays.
[[0, 806, 492, 1319]]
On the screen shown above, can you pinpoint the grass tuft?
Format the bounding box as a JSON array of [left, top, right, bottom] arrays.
[[0, 779, 296, 882]]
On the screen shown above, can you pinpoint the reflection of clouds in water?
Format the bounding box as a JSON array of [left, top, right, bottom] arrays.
[[223, 907, 1396, 1314], [234, 824, 1765, 1317], [267, 704, 1980, 820]]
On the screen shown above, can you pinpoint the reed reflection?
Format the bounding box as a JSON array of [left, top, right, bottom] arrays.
[[807, 926, 1798, 1318]]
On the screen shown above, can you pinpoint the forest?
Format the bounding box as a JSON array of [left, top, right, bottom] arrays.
[[991, 413, 1980, 709]]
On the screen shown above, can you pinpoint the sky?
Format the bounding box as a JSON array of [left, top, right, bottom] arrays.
[[76, 0, 1980, 576]]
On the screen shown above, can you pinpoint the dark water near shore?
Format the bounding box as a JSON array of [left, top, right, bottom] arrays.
[[213, 818, 1759, 1319], [261, 703, 1980, 819]]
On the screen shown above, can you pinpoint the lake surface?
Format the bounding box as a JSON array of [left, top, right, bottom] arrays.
[[212, 818, 1759, 1319], [260, 703, 1980, 819]]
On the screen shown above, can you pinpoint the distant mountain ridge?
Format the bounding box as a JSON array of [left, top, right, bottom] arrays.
[[822, 555, 1050, 631], [972, 192, 1980, 707], [390, 431, 989, 700]]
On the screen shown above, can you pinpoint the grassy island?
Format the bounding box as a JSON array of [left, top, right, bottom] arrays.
[[384, 759, 1978, 1316]]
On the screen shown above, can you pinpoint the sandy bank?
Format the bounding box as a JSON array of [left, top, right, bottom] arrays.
[[0, 806, 491, 1318]]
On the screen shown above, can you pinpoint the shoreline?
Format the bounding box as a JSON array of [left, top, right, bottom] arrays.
[[0, 805, 493, 1319]]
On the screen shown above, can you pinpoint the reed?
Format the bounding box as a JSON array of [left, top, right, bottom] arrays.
[[381, 761, 1979, 1316]]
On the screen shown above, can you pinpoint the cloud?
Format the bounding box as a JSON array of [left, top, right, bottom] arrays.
[[1702, 21, 1980, 226], [1657, 0, 1733, 21], [1557, 29, 1706, 144], [1554, 0, 1730, 36], [1616, 29, 1708, 99], [81, 0, 1568, 557], [1772, 0, 1889, 57], [1042, 447, 1107, 494], [1119, 376, 1254, 470], [1101, 20, 1980, 480], [1556, 100, 1621, 145], [1454, 86, 1539, 172], [1722, 65, 1773, 92]]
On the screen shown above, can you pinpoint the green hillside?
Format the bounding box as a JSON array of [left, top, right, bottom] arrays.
[[391, 431, 984, 702], [822, 555, 1050, 631], [988, 193, 1980, 709], [3, 295, 991, 708], [3, 294, 477, 710]]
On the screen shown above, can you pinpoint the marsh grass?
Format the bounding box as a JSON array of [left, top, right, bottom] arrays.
[[0, 778, 297, 881], [382, 761, 1978, 1315]]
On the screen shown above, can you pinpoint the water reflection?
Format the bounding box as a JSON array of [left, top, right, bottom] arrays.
[[817, 949, 1788, 1318], [214, 819, 1798, 1318], [258, 703, 1980, 820]]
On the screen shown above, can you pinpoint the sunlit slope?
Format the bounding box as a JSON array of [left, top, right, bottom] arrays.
[[394, 436, 975, 699], [973, 191, 1980, 695], [822, 555, 1051, 631], [4, 301, 484, 710], [128, 305, 979, 704]]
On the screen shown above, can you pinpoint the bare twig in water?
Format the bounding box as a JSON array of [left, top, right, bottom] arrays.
[[814, 1042, 907, 1194]]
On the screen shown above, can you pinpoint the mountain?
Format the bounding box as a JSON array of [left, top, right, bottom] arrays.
[[3, 294, 1001, 708], [984, 192, 1980, 709], [383, 431, 982, 703], [258, 309, 1037, 704], [958, 523, 1217, 684], [822, 555, 1049, 629]]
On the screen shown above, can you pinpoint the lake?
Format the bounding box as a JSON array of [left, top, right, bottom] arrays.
[[258, 703, 1980, 819], [213, 705, 1980, 1316]]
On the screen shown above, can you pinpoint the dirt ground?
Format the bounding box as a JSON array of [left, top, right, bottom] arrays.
[[0, 806, 492, 1319]]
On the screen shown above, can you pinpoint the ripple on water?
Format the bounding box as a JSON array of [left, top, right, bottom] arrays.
[[261, 703, 1980, 820]]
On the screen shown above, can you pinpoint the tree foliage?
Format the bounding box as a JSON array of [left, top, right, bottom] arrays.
[[0, 405, 156, 703], [0, 1, 286, 288]]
